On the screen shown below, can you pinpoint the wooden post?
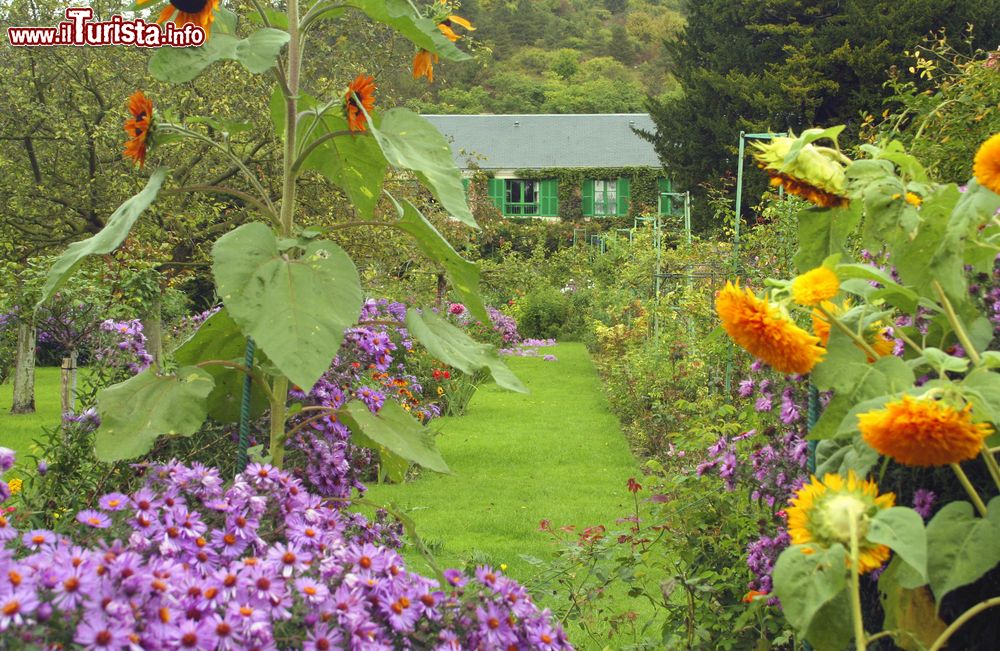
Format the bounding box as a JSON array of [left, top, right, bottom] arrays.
[[435, 273, 447, 308], [142, 297, 164, 369], [10, 320, 36, 414], [60, 356, 76, 415]]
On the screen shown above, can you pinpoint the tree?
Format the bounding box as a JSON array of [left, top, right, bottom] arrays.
[[641, 0, 1000, 228]]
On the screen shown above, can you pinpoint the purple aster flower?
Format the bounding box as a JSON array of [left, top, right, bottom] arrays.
[[0, 448, 14, 472], [22, 529, 57, 549], [99, 492, 130, 511], [738, 378, 754, 397], [913, 489, 936, 519], [76, 509, 112, 528], [0, 588, 39, 631], [755, 394, 773, 412]]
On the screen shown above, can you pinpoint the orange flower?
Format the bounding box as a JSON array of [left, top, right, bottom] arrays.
[[344, 74, 376, 132], [437, 13, 474, 42], [974, 132, 1000, 194], [791, 266, 840, 306], [858, 396, 992, 467], [123, 91, 153, 167], [716, 281, 825, 374], [139, 0, 220, 38], [742, 590, 767, 603], [413, 49, 439, 83]]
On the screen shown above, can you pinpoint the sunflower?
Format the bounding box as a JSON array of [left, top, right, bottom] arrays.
[[791, 266, 840, 306], [433, 0, 475, 42], [810, 300, 845, 346], [752, 136, 851, 208], [123, 91, 154, 168], [787, 472, 895, 574], [716, 281, 825, 374], [857, 395, 992, 467], [344, 74, 376, 132], [139, 0, 220, 37], [973, 132, 1000, 195], [892, 191, 923, 207], [412, 49, 439, 83]]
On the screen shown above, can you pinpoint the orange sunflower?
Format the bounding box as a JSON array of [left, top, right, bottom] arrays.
[[973, 132, 1000, 195], [412, 50, 439, 82], [716, 281, 825, 374], [140, 0, 220, 37], [791, 266, 840, 306], [344, 74, 376, 132], [787, 472, 895, 574], [123, 91, 154, 168], [857, 395, 992, 467]]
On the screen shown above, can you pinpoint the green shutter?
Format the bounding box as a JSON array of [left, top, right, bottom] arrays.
[[487, 178, 504, 212], [462, 178, 471, 196], [540, 179, 559, 217], [616, 177, 631, 216], [582, 179, 594, 217], [658, 178, 671, 215]]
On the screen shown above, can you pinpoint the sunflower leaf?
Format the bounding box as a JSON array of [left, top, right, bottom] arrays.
[[339, 400, 450, 482], [385, 193, 488, 324], [38, 169, 168, 307], [366, 109, 476, 228], [148, 29, 289, 84], [344, 0, 470, 61], [925, 497, 1000, 606], [212, 222, 363, 392], [868, 507, 928, 583], [773, 543, 848, 642]]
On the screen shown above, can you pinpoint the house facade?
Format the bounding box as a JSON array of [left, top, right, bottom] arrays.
[[423, 114, 671, 220]]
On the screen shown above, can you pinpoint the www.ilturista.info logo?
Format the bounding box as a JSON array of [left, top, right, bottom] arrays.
[[8, 7, 205, 47]]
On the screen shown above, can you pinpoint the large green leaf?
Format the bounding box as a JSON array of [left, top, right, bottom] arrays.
[[212, 223, 363, 391], [925, 497, 1000, 605], [95, 366, 214, 461], [367, 109, 476, 227], [868, 507, 927, 584], [815, 436, 879, 477], [878, 558, 946, 651], [405, 309, 526, 393], [149, 29, 289, 83], [386, 193, 488, 324], [793, 203, 861, 273], [38, 169, 168, 307], [773, 543, 848, 640], [344, 0, 470, 61], [173, 308, 267, 423], [339, 399, 450, 481], [962, 368, 1000, 423]]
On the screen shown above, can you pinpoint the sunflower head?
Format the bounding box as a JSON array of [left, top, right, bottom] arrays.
[[412, 49, 439, 83], [138, 0, 220, 38], [858, 395, 992, 467], [974, 132, 1000, 195], [787, 472, 895, 574], [123, 90, 154, 168], [752, 135, 851, 208], [431, 0, 475, 42], [791, 266, 840, 306], [344, 74, 376, 132], [716, 281, 825, 375]]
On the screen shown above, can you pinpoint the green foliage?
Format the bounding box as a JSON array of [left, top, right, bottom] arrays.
[[212, 223, 364, 392], [340, 400, 450, 482], [516, 286, 570, 340], [925, 498, 1000, 605], [510, 166, 666, 222], [773, 544, 850, 645], [148, 29, 290, 83], [94, 366, 214, 461]]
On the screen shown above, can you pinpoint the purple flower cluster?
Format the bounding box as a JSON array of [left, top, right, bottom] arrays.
[[0, 454, 573, 650], [745, 531, 790, 595], [500, 338, 557, 358], [96, 319, 153, 374], [287, 300, 439, 500], [444, 304, 522, 346]]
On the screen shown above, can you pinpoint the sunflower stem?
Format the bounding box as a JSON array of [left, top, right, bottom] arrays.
[[928, 596, 1000, 651], [950, 463, 989, 517], [269, 376, 289, 469], [817, 304, 881, 360], [979, 443, 1000, 493], [933, 280, 982, 367], [848, 521, 868, 651]]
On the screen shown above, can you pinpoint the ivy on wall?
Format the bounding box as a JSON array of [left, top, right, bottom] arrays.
[[511, 166, 667, 221]]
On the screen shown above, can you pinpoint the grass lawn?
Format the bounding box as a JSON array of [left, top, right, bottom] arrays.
[[0, 367, 65, 465], [364, 342, 642, 643]]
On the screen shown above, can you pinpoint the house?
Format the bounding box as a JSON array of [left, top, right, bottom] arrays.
[[422, 113, 671, 219]]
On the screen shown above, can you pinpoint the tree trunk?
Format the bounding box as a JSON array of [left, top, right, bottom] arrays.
[[11, 320, 36, 414], [143, 297, 163, 369]]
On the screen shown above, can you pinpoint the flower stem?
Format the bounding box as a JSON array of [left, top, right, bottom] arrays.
[[932, 280, 982, 366], [269, 376, 289, 469], [929, 596, 1000, 651], [817, 304, 881, 360], [979, 443, 1000, 493], [950, 462, 989, 517], [848, 521, 868, 651]]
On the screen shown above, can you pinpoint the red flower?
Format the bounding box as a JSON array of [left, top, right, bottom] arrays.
[[344, 74, 376, 132], [627, 477, 642, 494]]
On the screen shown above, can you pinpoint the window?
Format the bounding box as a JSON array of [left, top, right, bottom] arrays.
[[505, 180, 539, 216], [593, 180, 617, 216]]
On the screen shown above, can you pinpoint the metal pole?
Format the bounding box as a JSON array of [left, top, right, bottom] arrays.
[[237, 337, 256, 474], [685, 191, 691, 245]]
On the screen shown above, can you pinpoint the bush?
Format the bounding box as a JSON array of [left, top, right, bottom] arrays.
[[518, 286, 572, 339]]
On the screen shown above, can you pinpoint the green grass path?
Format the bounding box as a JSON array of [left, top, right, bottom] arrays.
[[0, 367, 64, 464], [365, 342, 639, 582]]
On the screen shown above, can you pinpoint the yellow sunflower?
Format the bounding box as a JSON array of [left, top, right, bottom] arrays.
[[787, 472, 895, 574], [753, 136, 851, 208], [857, 396, 992, 467], [791, 266, 840, 306], [716, 281, 825, 374], [973, 132, 1000, 194]]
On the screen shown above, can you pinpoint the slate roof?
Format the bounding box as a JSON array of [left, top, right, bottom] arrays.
[[421, 113, 662, 170]]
